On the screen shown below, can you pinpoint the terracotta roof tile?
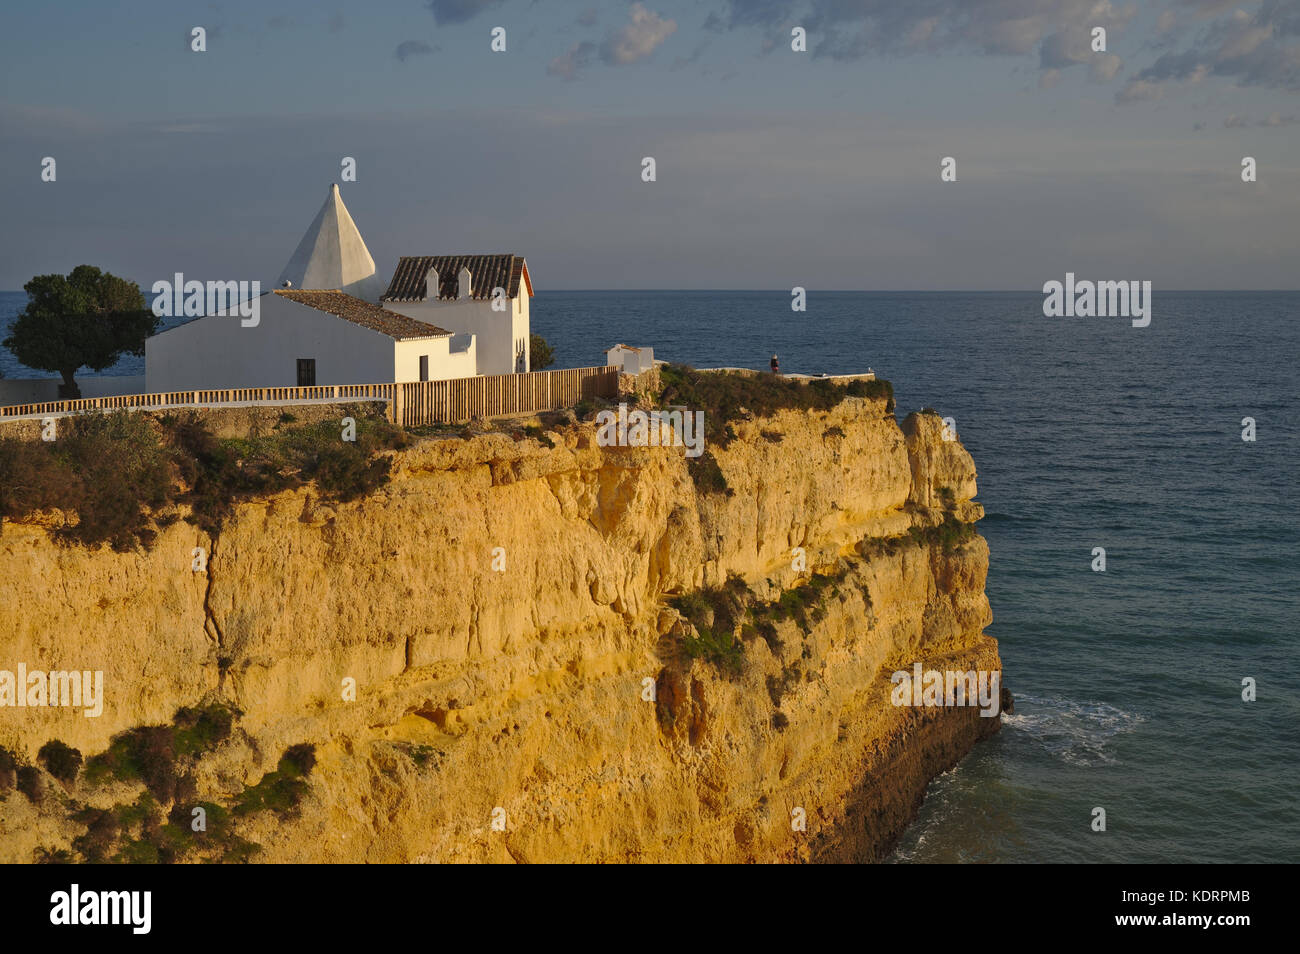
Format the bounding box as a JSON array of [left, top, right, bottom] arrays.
[[274, 289, 450, 339], [381, 255, 531, 302]]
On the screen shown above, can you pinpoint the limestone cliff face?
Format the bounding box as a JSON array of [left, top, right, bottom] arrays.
[[0, 397, 999, 863]]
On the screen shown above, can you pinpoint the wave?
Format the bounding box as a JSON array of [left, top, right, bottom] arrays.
[[1001, 693, 1145, 767]]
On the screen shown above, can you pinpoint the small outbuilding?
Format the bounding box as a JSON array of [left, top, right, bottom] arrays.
[[606, 344, 655, 374]]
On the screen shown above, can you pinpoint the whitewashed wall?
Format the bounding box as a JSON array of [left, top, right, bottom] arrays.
[[384, 293, 529, 376], [392, 333, 476, 382], [145, 294, 445, 391]]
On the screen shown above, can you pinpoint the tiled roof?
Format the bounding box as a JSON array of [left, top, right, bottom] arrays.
[[381, 255, 531, 302], [274, 289, 451, 339]]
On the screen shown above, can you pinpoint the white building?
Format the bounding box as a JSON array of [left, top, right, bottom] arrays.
[[145, 184, 531, 391], [380, 254, 533, 376], [146, 290, 470, 391], [606, 344, 655, 374], [278, 184, 383, 302]]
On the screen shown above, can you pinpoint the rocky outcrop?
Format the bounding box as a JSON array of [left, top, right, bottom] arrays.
[[0, 395, 999, 863]]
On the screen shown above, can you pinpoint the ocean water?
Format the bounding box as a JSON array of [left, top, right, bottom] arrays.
[[530, 290, 1300, 864], [0, 291, 188, 381], [3, 288, 1297, 863]]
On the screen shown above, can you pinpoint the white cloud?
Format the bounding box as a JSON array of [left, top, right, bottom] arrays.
[[548, 4, 677, 78], [601, 4, 677, 66]]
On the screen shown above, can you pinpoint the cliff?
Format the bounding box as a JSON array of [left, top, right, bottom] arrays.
[[0, 392, 1000, 863]]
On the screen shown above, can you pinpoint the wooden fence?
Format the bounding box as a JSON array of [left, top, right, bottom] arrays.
[[391, 366, 616, 427], [0, 366, 619, 427]]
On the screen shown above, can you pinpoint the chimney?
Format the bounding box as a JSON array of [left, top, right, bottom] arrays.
[[458, 266, 472, 300], [425, 267, 440, 300]]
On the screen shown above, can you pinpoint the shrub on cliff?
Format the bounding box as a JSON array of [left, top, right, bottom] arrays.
[[165, 410, 408, 531], [83, 703, 240, 800], [907, 513, 975, 554], [84, 725, 178, 801], [0, 407, 411, 548], [57, 706, 296, 864], [16, 764, 44, 802], [0, 437, 76, 526], [280, 743, 316, 778], [0, 412, 172, 551], [687, 451, 731, 496], [71, 807, 120, 862], [172, 703, 236, 758], [0, 745, 18, 791], [37, 740, 83, 784], [670, 575, 750, 634], [234, 743, 317, 818], [681, 626, 745, 676], [656, 364, 894, 451]]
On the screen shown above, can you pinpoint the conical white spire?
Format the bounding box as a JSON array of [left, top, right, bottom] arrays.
[[278, 184, 381, 300]]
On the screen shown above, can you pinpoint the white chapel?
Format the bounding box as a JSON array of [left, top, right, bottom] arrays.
[[145, 184, 533, 391]]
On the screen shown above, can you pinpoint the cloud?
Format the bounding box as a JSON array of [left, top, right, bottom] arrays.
[[1090, 53, 1124, 81], [1115, 78, 1163, 102], [1118, 3, 1300, 102], [577, 8, 598, 27], [424, 0, 505, 25], [549, 4, 676, 78], [602, 3, 677, 65], [712, 0, 1134, 61], [395, 41, 436, 62], [1222, 112, 1300, 127], [711, 0, 1300, 101], [1038, 27, 1125, 81], [1039, 30, 1095, 69], [1179, 0, 1241, 17], [548, 41, 597, 79]]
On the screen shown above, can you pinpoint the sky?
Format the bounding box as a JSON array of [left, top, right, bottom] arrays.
[[1, 0, 1298, 291]]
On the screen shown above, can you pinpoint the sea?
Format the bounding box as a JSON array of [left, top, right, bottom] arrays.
[[3, 288, 1297, 863]]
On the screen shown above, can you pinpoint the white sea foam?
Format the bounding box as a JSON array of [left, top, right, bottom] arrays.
[[1003, 694, 1145, 766]]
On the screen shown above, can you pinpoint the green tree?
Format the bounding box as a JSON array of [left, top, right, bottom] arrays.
[[3, 265, 156, 399], [529, 333, 555, 371]]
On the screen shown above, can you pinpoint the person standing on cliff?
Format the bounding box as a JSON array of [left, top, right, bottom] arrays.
[[770, 354, 780, 375]]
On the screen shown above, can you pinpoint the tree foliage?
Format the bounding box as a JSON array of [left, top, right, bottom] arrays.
[[2, 265, 156, 398], [529, 333, 555, 370]]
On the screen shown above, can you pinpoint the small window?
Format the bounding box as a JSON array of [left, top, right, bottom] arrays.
[[297, 358, 316, 387], [419, 355, 429, 381]]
